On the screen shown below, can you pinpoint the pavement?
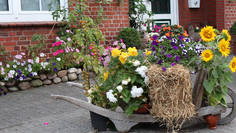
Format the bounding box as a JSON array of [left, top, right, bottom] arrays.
[[0, 54, 236, 133]]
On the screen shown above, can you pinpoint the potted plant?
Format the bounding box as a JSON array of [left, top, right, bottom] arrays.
[[229, 21, 236, 55], [199, 25, 236, 129]]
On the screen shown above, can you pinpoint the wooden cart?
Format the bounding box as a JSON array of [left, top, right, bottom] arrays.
[[51, 69, 236, 133]]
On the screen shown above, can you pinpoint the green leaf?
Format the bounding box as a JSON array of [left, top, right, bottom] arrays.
[[124, 99, 143, 117], [212, 69, 218, 79], [220, 85, 228, 95], [203, 80, 215, 94], [131, 75, 136, 84], [220, 97, 227, 107], [212, 91, 223, 103], [122, 88, 131, 103], [209, 96, 217, 106], [187, 56, 197, 66], [225, 70, 233, 83]]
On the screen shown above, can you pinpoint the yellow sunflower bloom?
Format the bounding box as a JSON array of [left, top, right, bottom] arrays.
[[199, 26, 216, 42], [218, 39, 230, 57], [119, 52, 129, 64], [144, 49, 152, 56], [128, 47, 138, 56], [111, 48, 121, 58], [104, 71, 109, 81], [229, 57, 236, 73], [201, 49, 214, 62], [221, 29, 231, 42]]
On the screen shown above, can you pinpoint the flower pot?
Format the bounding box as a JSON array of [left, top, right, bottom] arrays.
[[90, 111, 109, 131], [204, 114, 219, 129], [134, 103, 151, 114]]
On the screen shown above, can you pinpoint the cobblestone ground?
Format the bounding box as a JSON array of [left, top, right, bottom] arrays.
[[0, 54, 235, 133]]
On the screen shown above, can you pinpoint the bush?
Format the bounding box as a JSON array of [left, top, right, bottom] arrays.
[[116, 27, 142, 48], [230, 21, 236, 35]]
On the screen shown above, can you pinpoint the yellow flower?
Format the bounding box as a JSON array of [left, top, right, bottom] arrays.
[[119, 52, 129, 64], [128, 47, 138, 56], [144, 49, 152, 56], [221, 29, 231, 42], [104, 71, 109, 81], [111, 48, 121, 58], [218, 38, 230, 57], [229, 57, 236, 73], [200, 26, 216, 42], [201, 49, 214, 62]]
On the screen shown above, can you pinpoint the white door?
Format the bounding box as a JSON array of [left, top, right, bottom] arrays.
[[145, 0, 179, 26]]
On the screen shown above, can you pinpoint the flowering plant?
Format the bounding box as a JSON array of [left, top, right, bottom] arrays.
[[147, 24, 202, 72], [194, 26, 201, 32], [85, 44, 149, 116], [200, 26, 235, 107]]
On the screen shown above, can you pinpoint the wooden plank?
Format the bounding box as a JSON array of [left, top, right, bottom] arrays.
[[198, 105, 226, 117], [192, 70, 202, 104]]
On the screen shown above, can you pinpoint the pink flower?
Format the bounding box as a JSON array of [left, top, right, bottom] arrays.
[[144, 24, 146, 27], [53, 52, 57, 56], [56, 37, 60, 40], [80, 59, 82, 62], [89, 46, 92, 50], [55, 42, 59, 46], [1, 67, 5, 75], [58, 41, 62, 45], [52, 43, 55, 47], [56, 50, 60, 54], [67, 38, 71, 41], [8, 73, 13, 78], [113, 41, 119, 46], [27, 59, 33, 64], [6, 64, 10, 68], [60, 49, 64, 53], [65, 48, 70, 53], [44, 123, 49, 125], [199, 38, 202, 41], [101, 45, 104, 47], [21, 52, 25, 55], [0, 62, 2, 66], [76, 49, 80, 52], [120, 39, 123, 43], [91, 52, 94, 55], [116, 46, 120, 49], [70, 48, 74, 52]]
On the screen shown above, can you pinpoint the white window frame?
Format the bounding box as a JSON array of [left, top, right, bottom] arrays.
[[0, 0, 68, 22]]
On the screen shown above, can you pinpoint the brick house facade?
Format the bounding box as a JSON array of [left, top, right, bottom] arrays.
[[0, 0, 236, 61]]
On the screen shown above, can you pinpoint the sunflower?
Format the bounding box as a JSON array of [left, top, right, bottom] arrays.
[[201, 49, 214, 62], [221, 29, 231, 42], [199, 26, 216, 42], [218, 38, 230, 57], [229, 57, 236, 73]]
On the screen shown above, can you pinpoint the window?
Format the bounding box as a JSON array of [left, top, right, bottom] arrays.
[[152, 0, 170, 14], [0, 0, 67, 22]]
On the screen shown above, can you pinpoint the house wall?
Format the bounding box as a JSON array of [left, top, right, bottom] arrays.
[[0, 0, 129, 62], [225, 0, 236, 30]]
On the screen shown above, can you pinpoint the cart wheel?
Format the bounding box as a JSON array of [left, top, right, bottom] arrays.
[[218, 87, 236, 125]]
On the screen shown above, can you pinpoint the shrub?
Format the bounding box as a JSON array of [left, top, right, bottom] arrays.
[[230, 21, 236, 35], [116, 27, 142, 48]]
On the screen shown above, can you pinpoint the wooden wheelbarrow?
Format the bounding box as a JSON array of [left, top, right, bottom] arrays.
[[51, 69, 236, 133]]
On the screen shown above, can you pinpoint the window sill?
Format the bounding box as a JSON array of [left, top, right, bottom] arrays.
[[0, 21, 62, 27]]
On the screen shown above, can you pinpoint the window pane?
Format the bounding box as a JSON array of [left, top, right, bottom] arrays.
[[0, 0, 9, 11], [42, 0, 60, 11], [21, 0, 40, 11], [153, 1, 160, 13], [161, 1, 170, 13]]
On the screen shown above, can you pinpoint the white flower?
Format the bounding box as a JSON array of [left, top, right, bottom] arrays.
[[56, 58, 61, 61], [19, 77, 23, 81], [88, 89, 93, 94], [67, 38, 71, 41], [35, 57, 39, 63], [87, 97, 92, 103], [17, 62, 20, 65], [56, 37, 60, 40], [40, 53, 45, 57], [122, 79, 129, 85], [33, 72, 38, 76], [10, 70, 15, 75], [21, 52, 25, 55], [131, 86, 143, 98], [106, 90, 117, 103], [28, 68, 32, 72], [6, 64, 10, 68], [13, 60, 17, 63], [13, 65, 17, 68], [0, 62, 2, 65], [25, 67, 27, 71], [133, 60, 141, 66], [135, 66, 148, 78], [182, 49, 187, 55], [28, 64, 31, 68], [116, 85, 123, 92], [4, 77, 8, 81], [144, 76, 149, 85], [21, 63, 24, 66], [189, 47, 193, 50], [127, 77, 131, 82]]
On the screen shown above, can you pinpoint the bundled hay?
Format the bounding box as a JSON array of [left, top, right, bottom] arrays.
[[148, 64, 196, 132]]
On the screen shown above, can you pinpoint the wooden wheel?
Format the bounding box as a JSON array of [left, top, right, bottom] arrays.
[[218, 87, 236, 125]]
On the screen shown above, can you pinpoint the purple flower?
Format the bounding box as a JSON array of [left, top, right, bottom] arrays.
[[3, 92, 7, 95], [152, 35, 158, 40], [151, 41, 158, 46], [167, 36, 172, 40], [29, 73, 33, 77], [160, 46, 165, 49], [17, 70, 21, 73], [179, 43, 185, 48], [46, 59, 50, 62], [182, 49, 187, 55], [171, 42, 175, 46], [167, 54, 172, 58], [52, 62, 56, 66], [158, 60, 162, 64], [22, 75, 27, 79], [1, 89, 3, 91], [175, 56, 180, 62], [0, 94, 1, 96], [152, 47, 156, 51], [185, 54, 188, 58], [178, 36, 183, 40], [173, 46, 178, 50], [162, 67, 166, 71], [171, 62, 175, 66], [172, 38, 177, 43], [54, 68, 58, 72], [184, 38, 190, 43]]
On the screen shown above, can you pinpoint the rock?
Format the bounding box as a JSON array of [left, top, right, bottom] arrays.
[[17, 82, 30, 90], [32, 75, 40, 79], [58, 70, 68, 78], [78, 73, 83, 80], [5, 80, 16, 87], [1, 87, 8, 93], [40, 74, 47, 80], [0, 81, 5, 86], [21, 78, 32, 82], [43, 79, 52, 85], [47, 74, 57, 79], [68, 68, 77, 73], [68, 73, 77, 81], [7, 86, 19, 92], [62, 76, 68, 82], [53, 77, 61, 84], [30, 79, 43, 87], [76, 68, 82, 74]]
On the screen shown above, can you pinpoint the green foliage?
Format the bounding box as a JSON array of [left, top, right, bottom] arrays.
[[27, 34, 47, 58], [230, 21, 236, 35], [116, 28, 142, 48]]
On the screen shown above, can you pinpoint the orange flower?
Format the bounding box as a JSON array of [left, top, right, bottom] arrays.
[[183, 31, 188, 37], [163, 27, 167, 32], [161, 24, 166, 27], [156, 40, 158, 42], [166, 32, 170, 37], [150, 37, 153, 40], [178, 33, 180, 36], [168, 27, 171, 31], [171, 32, 174, 36], [177, 25, 182, 28]]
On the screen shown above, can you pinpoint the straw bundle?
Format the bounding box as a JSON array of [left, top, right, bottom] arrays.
[[148, 64, 196, 132]]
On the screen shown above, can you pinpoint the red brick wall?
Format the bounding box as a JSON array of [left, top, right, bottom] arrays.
[[0, 0, 129, 62], [225, 0, 236, 30]]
